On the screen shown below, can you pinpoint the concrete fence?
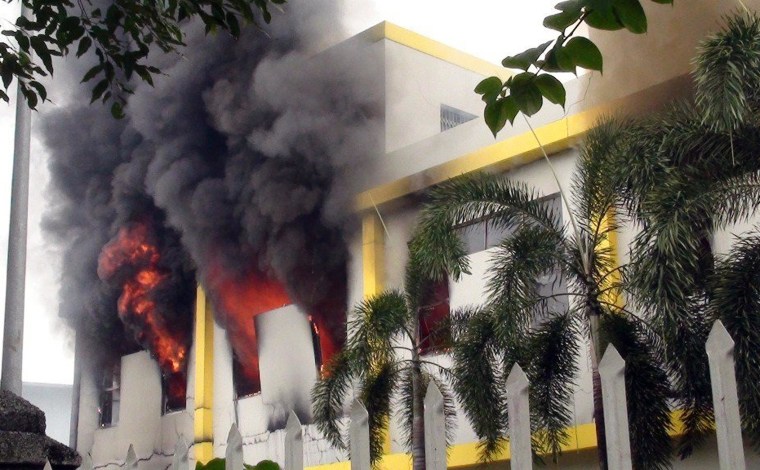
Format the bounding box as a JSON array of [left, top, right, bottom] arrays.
[[79, 320, 746, 470]]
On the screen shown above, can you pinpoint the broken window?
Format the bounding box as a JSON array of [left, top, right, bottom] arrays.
[[98, 362, 120, 427]]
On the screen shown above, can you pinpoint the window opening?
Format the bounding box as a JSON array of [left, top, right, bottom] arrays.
[[98, 362, 120, 427], [232, 348, 261, 399], [419, 278, 451, 355], [440, 104, 477, 132], [161, 372, 186, 414]]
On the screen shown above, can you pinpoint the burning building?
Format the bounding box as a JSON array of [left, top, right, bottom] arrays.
[[57, 1, 757, 469]]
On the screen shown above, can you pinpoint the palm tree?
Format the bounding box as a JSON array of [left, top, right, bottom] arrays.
[[311, 243, 455, 469], [606, 12, 760, 457], [412, 120, 672, 469]]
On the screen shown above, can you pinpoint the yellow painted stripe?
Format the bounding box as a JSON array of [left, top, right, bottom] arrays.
[[355, 73, 690, 213], [373, 22, 508, 78], [362, 212, 386, 297], [194, 286, 215, 463], [356, 114, 590, 212], [305, 411, 693, 469]]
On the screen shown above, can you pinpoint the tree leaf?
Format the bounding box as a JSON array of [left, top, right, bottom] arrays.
[[81, 63, 102, 82], [544, 10, 583, 32], [535, 74, 566, 107], [502, 41, 552, 71], [613, 0, 647, 34], [90, 79, 108, 103], [110, 101, 125, 119], [30, 36, 53, 74], [585, 1, 625, 30], [76, 36, 91, 57], [474, 76, 503, 103], [510, 73, 543, 116], [564, 37, 603, 72], [484, 96, 519, 137], [29, 80, 46, 101]]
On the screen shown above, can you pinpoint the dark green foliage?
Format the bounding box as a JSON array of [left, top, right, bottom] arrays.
[[415, 103, 677, 467], [600, 13, 760, 458], [0, 0, 284, 112], [526, 312, 580, 460], [710, 234, 760, 450], [477, 0, 674, 135], [195, 458, 281, 470], [312, 246, 455, 466]]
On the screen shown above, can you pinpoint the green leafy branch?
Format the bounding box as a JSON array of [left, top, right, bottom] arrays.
[[475, 0, 674, 136], [0, 0, 286, 117]]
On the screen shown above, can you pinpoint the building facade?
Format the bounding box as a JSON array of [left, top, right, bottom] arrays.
[[71, 2, 760, 468]]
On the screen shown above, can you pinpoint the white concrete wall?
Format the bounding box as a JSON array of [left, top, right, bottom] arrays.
[[83, 351, 192, 469], [212, 306, 343, 467]]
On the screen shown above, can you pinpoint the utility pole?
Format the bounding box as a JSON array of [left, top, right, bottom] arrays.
[[1, 3, 32, 394]]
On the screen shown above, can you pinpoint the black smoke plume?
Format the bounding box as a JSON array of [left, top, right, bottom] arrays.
[[42, 0, 381, 393]]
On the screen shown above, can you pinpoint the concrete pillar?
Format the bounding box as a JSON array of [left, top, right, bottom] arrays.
[[1, 3, 32, 394]]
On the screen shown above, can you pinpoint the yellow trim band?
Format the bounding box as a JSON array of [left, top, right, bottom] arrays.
[[194, 286, 215, 463], [354, 22, 507, 78]]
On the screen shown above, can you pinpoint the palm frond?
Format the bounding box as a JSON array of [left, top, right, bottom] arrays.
[[710, 232, 760, 450], [414, 173, 564, 281], [450, 306, 508, 460], [487, 224, 565, 340], [311, 351, 355, 450], [361, 360, 399, 464], [348, 290, 409, 371], [525, 311, 580, 462], [695, 13, 760, 132]]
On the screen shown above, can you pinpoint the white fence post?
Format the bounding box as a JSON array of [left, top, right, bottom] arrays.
[[226, 423, 244, 470], [171, 436, 190, 470], [706, 320, 746, 470], [424, 381, 446, 470], [78, 453, 93, 470], [349, 399, 370, 470], [599, 345, 633, 470], [125, 444, 138, 470], [284, 411, 304, 470], [43, 459, 52, 470], [506, 363, 532, 470]]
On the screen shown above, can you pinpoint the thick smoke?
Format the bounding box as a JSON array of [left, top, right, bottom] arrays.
[[42, 0, 381, 399]]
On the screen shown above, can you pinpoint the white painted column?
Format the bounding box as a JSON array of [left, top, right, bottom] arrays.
[[506, 363, 531, 470], [284, 411, 304, 470], [706, 320, 746, 470], [0, 2, 32, 394], [424, 382, 446, 470], [349, 400, 370, 470], [598, 345, 632, 470]]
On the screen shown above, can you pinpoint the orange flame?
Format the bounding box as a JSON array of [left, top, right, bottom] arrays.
[[207, 261, 290, 395], [98, 223, 188, 398]]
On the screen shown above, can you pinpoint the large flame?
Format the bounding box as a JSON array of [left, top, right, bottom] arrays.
[[98, 222, 188, 406], [206, 257, 345, 396], [207, 262, 289, 395]]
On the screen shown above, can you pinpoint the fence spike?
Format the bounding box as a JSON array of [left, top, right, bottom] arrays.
[[225, 423, 244, 470], [506, 363, 531, 470], [78, 453, 93, 470], [599, 345, 632, 470], [706, 320, 746, 470], [43, 459, 52, 470], [125, 444, 138, 470], [171, 436, 190, 470], [284, 411, 304, 470], [349, 399, 370, 470], [424, 381, 446, 470]]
